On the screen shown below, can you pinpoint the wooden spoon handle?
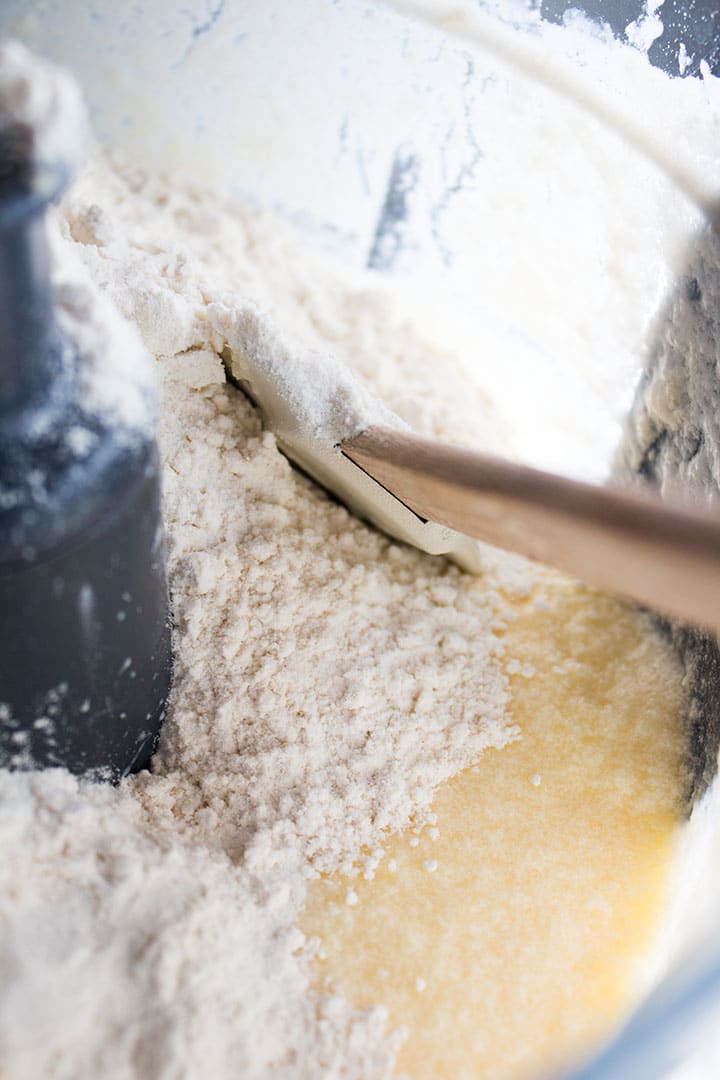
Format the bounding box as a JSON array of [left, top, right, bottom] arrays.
[[342, 425, 720, 630]]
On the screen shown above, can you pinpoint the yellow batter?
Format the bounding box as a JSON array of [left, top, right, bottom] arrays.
[[302, 577, 687, 1079]]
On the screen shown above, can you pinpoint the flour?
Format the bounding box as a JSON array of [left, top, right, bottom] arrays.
[[52, 236, 157, 436], [69, 153, 518, 867], [0, 769, 398, 1079], [214, 302, 401, 445], [60, 153, 511, 456], [0, 112, 521, 1079]]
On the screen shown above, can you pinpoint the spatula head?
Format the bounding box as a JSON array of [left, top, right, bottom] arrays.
[[222, 335, 485, 573]]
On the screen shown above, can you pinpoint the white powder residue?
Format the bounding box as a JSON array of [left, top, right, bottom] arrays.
[[625, 1, 664, 55], [51, 238, 157, 436], [0, 42, 155, 438], [0, 40, 86, 175], [619, 222, 720, 505]]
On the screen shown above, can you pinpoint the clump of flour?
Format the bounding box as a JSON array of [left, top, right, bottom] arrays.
[[211, 301, 402, 445]]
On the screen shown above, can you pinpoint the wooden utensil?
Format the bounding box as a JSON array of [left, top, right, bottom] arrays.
[[343, 425, 720, 631]]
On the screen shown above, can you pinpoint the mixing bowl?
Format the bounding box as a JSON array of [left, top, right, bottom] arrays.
[[2, 2, 720, 1076]]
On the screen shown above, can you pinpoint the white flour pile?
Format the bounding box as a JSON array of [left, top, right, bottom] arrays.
[[0, 111, 524, 1078]]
